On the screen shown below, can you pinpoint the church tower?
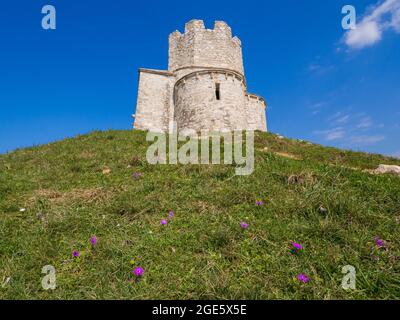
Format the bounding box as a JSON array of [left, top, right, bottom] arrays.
[[134, 19, 267, 133]]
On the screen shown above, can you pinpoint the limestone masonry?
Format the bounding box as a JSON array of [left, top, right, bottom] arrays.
[[133, 19, 267, 133]]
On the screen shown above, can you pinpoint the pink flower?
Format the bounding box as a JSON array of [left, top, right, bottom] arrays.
[[133, 266, 144, 277], [90, 236, 97, 246], [160, 219, 168, 225], [72, 250, 80, 257], [292, 242, 303, 250], [297, 273, 309, 283], [374, 237, 386, 248], [132, 172, 142, 180], [168, 211, 174, 219], [240, 221, 249, 229], [256, 200, 264, 206]]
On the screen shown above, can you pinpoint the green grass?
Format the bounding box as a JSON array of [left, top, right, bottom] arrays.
[[0, 130, 399, 299]]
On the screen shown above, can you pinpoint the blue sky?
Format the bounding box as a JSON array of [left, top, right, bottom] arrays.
[[0, 0, 399, 157]]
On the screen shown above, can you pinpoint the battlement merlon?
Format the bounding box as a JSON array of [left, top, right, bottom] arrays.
[[185, 19, 205, 33], [169, 19, 235, 39], [213, 21, 232, 38]]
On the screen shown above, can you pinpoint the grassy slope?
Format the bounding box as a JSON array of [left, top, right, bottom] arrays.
[[0, 130, 399, 299]]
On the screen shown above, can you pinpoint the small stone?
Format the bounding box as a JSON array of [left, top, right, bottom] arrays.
[[1, 277, 11, 288], [374, 164, 400, 175]]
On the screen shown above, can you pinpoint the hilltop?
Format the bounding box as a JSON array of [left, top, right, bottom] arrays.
[[0, 130, 399, 299]]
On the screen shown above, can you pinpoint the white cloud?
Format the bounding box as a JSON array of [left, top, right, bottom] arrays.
[[345, 21, 382, 48], [308, 63, 334, 74], [336, 114, 350, 124], [348, 134, 385, 145], [314, 111, 386, 146], [309, 102, 326, 115], [344, 0, 400, 49], [328, 112, 351, 124], [356, 116, 373, 129], [314, 127, 346, 141], [391, 6, 400, 30], [391, 151, 400, 158], [310, 102, 326, 109]]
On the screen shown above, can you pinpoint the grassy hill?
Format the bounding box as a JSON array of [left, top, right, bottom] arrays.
[[0, 130, 399, 299]]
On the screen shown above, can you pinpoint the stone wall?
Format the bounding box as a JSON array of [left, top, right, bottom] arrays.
[[245, 94, 267, 131], [174, 71, 248, 132], [134, 69, 175, 132]]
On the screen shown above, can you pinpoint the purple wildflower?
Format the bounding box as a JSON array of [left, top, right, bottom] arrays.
[[132, 172, 142, 180], [168, 211, 174, 219], [297, 273, 309, 283], [292, 242, 303, 250], [160, 219, 168, 225], [256, 200, 264, 206], [90, 236, 97, 246], [374, 237, 386, 248], [72, 250, 80, 258], [240, 221, 249, 229], [133, 266, 144, 277]]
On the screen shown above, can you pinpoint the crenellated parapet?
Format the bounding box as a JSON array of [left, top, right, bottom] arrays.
[[168, 20, 244, 76]]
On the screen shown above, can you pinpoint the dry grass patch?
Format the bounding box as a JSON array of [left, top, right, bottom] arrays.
[[193, 200, 220, 214], [258, 147, 302, 160], [287, 171, 316, 186], [274, 151, 302, 160], [78, 151, 97, 159], [32, 187, 122, 206]]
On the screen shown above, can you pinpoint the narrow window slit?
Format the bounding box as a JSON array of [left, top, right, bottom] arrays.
[[215, 83, 221, 100]]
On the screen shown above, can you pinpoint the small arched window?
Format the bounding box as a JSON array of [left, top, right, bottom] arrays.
[[215, 83, 221, 100]]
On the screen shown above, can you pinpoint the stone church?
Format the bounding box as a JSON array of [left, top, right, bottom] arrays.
[[133, 19, 267, 133]]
